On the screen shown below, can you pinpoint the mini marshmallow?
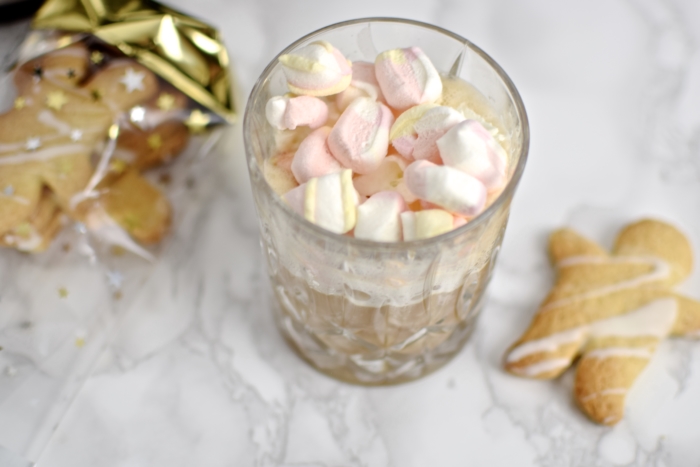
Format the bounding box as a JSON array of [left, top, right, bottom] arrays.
[[401, 209, 454, 241], [437, 119, 507, 191], [283, 169, 359, 234], [327, 97, 394, 174], [375, 47, 443, 111], [352, 155, 416, 203], [389, 103, 437, 157], [390, 105, 464, 161], [335, 62, 384, 111], [266, 95, 329, 130], [354, 191, 408, 242], [404, 160, 486, 217], [291, 126, 343, 183], [278, 41, 352, 97]]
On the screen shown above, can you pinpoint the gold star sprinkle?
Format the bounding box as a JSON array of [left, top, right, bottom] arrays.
[[46, 91, 68, 110], [58, 287, 69, 298], [90, 50, 104, 64], [14, 97, 26, 109], [74, 337, 85, 348], [110, 245, 126, 256], [157, 93, 176, 111], [185, 109, 210, 133], [15, 222, 31, 237], [147, 133, 163, 149], [109, 159, 127, 173]]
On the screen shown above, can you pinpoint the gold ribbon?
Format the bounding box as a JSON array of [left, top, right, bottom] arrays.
[[33, 0, 236, 122]]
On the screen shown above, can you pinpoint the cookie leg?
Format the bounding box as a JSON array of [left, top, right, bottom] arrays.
[[0, 166, 42, 235], [98, 169, 171, 244], [671, 294, 700, 337], [574, 337, 658, 426]]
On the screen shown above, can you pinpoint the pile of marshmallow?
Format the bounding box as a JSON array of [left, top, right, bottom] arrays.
[[265, 41, 508, 242]]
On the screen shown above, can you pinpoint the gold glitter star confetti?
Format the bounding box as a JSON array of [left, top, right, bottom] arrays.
[[15, 222, 31, 237], [185, 109, 210, 133], [90, 50, 104, 64], [109, 159, 127, 173], [46, 90, 68, 110], [147, 133, 162, 149], [58, 287, 69, 298], [74, 329, 87, 348], [14, 97, 26, 109], [110, 245, 126, 256], [156, 93, 175, 111]]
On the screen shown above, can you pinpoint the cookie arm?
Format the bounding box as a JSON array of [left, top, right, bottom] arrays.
[[548, 228, 607, 265]]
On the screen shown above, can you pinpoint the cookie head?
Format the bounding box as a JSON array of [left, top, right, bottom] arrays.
[[15, 43, 90, 91]]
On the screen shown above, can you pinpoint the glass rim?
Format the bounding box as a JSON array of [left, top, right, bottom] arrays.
[[243, 17, 530, 250]]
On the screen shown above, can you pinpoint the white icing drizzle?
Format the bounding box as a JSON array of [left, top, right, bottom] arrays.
[[580, 388, 628, 403], [507, 298, 677, 363], [543, 255, 671, 311], [510, 358, 571, 377], [70, 121, 119, 210], [506, 328, 585, 363], [3, 228, 43, 251], [585, 347, 653, 360], [0, 143, 89, 165], [589, 298, 677, 338]]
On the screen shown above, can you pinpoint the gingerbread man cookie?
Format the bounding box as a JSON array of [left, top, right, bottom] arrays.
[[0, 41, 188, 251], [504, 219, 700, 425]]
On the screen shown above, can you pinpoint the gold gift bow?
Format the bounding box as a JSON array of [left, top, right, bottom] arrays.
[[33, 0, 236, 123]]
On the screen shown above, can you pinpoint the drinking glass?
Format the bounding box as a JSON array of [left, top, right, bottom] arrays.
[[243, 18, 529, 384]]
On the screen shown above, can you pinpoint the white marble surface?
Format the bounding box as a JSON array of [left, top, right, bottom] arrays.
[[3, 0, 700, 465]]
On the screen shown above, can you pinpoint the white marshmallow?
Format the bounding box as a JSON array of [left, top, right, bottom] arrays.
[[404, 160, 487, 217], [283, 169, 359, 234], [390, 105, 464, 161], [437, 119, 508, 191], [354, 191, 408, 242], [327, 97, 394, 174], [291, 126, 343, 183], [401, 209, 455, 240], [266, 95, 329, 130], [278, 41, 352, 96]]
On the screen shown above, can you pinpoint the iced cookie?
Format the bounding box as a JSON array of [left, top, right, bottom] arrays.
[[504, 219, 700, 425]]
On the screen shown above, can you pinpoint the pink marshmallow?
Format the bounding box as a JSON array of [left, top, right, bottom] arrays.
[[278, 41, 352, 96], [266, 95, 329, 130], [437, 120, 508, 192], [335, 61, 384, 111], [291, 126, 343, 183], [375, 47, 443, 111], [354, 191, 408, 242], [404, 160, 487, 217], [327, 97, 395, 174]]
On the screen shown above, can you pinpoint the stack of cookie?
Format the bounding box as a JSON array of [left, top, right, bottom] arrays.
[[0, 41, 199, 253]]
